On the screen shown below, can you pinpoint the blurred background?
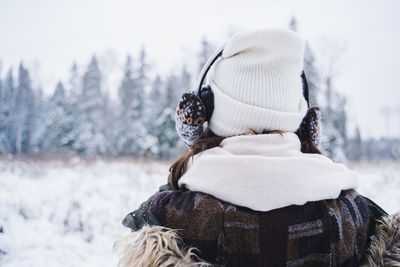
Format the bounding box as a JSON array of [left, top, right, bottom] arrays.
[[0, 0, 399, 266]]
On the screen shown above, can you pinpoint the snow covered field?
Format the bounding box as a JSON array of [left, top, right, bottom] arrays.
[[349, 161, 400, 215], [0, 158, 399, 267], [0, 158, 169, 267]]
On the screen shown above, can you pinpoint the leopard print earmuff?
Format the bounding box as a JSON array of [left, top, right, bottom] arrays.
[[175, 46, 321, 148]]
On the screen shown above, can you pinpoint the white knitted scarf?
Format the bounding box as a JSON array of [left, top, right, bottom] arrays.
[[178, 133, 358, 212]]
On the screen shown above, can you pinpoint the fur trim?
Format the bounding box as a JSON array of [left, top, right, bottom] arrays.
[[114, 225, 211, 267], [361, 211, 400, 266]]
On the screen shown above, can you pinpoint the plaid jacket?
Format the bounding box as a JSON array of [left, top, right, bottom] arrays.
[[125, 189, 370, 267]]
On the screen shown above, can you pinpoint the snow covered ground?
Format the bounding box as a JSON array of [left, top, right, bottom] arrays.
[[349, 161, 400, 215], [0, 158, 399, 267], [0, 158, 169, 267]]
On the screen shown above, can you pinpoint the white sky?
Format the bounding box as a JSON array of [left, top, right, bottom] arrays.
[[1, 0, 399, 138]]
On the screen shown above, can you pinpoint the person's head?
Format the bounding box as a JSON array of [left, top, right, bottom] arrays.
[[206, 29, 308, 137], [169, 29, 320, 189]]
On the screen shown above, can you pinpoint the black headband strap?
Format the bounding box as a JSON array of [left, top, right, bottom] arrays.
[[195, 45, 225, 94], [301, 71, 310, 108]]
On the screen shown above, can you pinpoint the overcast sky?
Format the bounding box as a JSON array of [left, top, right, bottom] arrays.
[[1, 0, 399, 138]]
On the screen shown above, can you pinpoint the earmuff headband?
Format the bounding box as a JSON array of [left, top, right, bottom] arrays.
[[195, 45, 225, 94]]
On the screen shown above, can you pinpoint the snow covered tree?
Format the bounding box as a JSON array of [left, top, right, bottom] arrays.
[[40, 82, 75, 152], [0, 66, 2, 98], [137, 47, 148, 102], [143, 75, 164, 157], [73, 56, 107, 155], [114, 55, 148, 156], [148, 75, 163, 121], [0, 70, 15, 154], [68, 63, 81, 104], [136, 48, 149, 112], [353, 127, 362, 160], [320, 77, 348, 162], [334, 94, 348, 149], [101, 90, 116, 155], [30, 87, 47, 153], [155, 74, 180, 159], [0, 68, 7, 154], [13, 63, 35, 154], [0, 67, 4, 152], [347, 126, 362, 161], [63, 63, 82, 152]]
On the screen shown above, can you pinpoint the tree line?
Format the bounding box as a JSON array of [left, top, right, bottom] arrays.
[[0, 20, 398, 161], [0, 46, 199, 159]]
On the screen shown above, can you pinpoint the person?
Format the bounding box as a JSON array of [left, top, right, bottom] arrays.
[[115, 29, 399, 267]]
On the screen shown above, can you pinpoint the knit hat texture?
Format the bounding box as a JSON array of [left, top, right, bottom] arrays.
[[207, 29, 308, 137]]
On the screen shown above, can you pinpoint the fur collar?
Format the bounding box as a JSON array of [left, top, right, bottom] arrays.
[[360, 212, 400, 266], [178, 132, 358, 212]]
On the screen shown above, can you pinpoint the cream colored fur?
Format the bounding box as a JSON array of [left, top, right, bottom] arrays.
[[361, 211, 400, 267], [114, 225, 211, 267]]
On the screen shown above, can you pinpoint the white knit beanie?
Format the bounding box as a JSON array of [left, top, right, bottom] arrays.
[[207, 29, 308, 137]]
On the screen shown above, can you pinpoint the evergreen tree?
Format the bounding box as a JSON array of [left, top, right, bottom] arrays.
[[30, 87, 47, 153], [74, 56, 107, 155], [320, 77, 348, 162], [0, 68, 7, 154], [68, 63, 80, 104], [347, 126, 362, 161], [14, 63, 35, 154], [101, 89, 116, 155], [64, 63, 81, 152], [41, 82, 75, 152], [0, 68, 2, 99], [148, 76, 163, 117], [144, 75, 164, 157], [0, 67, 3, 152], [0, 70, 15, 153], [115, 55, 148, 156], [155, 74, 179, 159], [136, 47, 148, 103], [353, 127, 363, 160], [334, 94, 348, 149]]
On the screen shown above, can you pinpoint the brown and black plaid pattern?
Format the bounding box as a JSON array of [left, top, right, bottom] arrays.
[[149, 189, 370, 267]]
